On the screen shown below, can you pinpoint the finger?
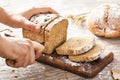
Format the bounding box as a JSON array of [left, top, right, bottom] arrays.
[[29, 45, 36, 65], [32, 41, 44, 52], [14, 46, 33, 68], [22, 50, 31, 67], [23, 39, 35, 66], [20, 18, 41, 32], [15, 58, 26, 68], [1, 52, 18, 60], [14, 42, 29, 68], [32, 41, 44, 58], [34, 47, 42, 59], [24, 20, 41, 32]]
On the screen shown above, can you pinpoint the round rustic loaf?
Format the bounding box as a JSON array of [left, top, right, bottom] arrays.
[[86, 4, 120, 38]]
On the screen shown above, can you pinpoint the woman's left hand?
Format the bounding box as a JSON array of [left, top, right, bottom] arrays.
[[4, 7, 58, 32]]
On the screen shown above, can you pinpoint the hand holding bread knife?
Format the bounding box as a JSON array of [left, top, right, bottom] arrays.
[[6, 40, 44, 68], [0, 30, 44, 68], [0, 6, 58, 68]]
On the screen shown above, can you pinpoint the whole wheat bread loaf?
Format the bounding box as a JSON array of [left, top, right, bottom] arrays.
[[23, 14, 68, 54]]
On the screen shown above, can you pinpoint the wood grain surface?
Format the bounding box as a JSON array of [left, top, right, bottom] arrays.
[[37, 52, 113, 78]]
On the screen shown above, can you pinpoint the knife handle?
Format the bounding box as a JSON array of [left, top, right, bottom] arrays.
[[6, 59, 16, 67]]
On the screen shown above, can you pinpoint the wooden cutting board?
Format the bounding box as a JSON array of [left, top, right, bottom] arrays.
[[0, 20, 114, 78], [37, 52, 114, 78]]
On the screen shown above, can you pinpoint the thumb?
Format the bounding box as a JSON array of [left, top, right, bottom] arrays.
[[32, 41, 44, 59]]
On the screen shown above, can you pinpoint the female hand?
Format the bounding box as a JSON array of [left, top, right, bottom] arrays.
[[0, 36, 44, 68], [0, 7, 58, 32], [12, 7, 58, 32]]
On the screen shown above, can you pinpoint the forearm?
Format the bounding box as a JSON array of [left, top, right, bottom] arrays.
[[0, 7, 25, 28], [0, 7, 31, 29], [0, 7, 14, 26]]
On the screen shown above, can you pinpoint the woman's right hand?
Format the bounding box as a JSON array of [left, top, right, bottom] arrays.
[[0, 36, 44, 68]]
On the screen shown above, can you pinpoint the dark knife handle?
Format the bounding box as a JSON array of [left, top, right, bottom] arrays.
[[6, 59, 16, 67]]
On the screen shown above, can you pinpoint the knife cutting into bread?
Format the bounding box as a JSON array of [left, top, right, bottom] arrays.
[[0, 4, 114, 78], [0, 29, 45, 67], [0, 6, 58, 68], [6, 41, 45, 68]]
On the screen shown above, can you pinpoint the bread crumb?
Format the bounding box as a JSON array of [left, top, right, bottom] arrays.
[[14, 75, 18, 78], [12, 70, 15, 72]]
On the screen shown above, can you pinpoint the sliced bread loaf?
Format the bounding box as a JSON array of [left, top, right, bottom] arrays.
[[23, 14, 59, 43], [56, 36, 95, 55], [23, 14, 68, 54], [68, 44, 104, 62]]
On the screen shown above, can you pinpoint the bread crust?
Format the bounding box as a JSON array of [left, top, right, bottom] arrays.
[[23, 29, 44, 43], [86, 4, 120, 38], [68, 44, 104, 62], [44, 17, 68, 54], [23, 14, 59, 43], [56, 36, 95, 55], [23, 14, 68, 54]]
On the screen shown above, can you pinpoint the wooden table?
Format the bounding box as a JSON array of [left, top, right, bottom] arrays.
[[0, 0, 120, 80]]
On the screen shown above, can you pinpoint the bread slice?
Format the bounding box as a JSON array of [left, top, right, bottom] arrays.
[[111, 69, 120, 80], [23, 14, 68, 54], [44, 17, 68, 54], [23, 14, 59, 43], [56, 36, 95, 55], [68, 44, 104, 62]]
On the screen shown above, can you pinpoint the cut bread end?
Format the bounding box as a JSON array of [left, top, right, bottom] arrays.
[[44, 17, 68, 54], [56, 36, 95, 55], [23, 29, 44, 43], [68, 44, 104, 62]]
